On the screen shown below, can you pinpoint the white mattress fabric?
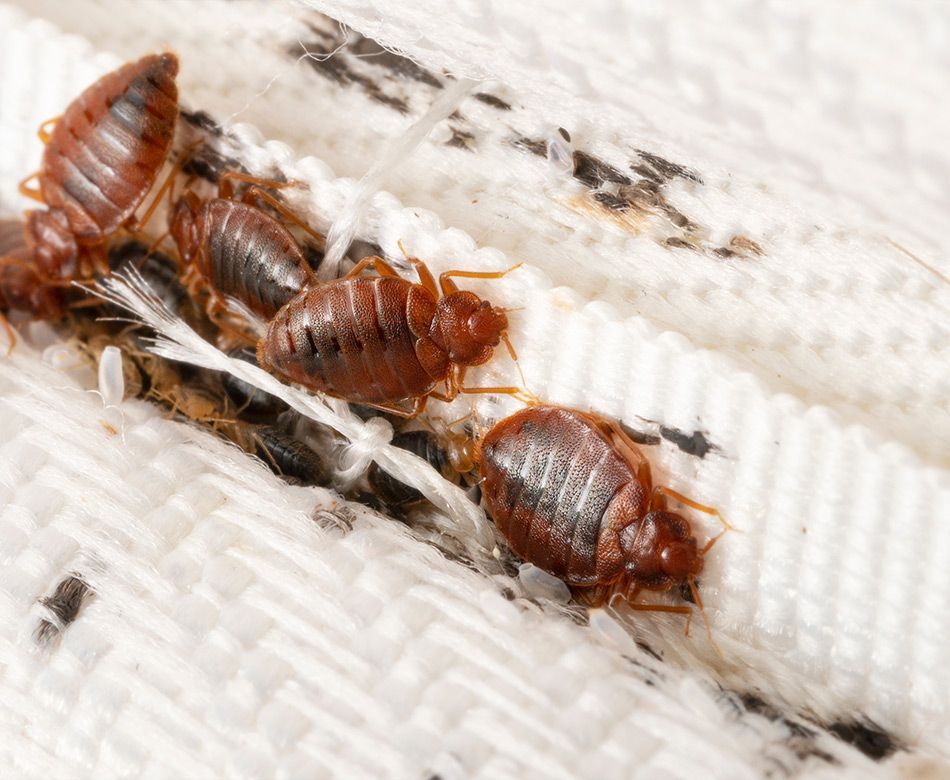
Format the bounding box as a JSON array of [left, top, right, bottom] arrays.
[[0, 1, 947, 777]]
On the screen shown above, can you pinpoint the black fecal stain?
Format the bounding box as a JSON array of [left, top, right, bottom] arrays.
[[630, 163, 664, 185], [635, 149, 703, 185], [511, 135, 547, 157], [665, 237, 696, 250], [499, 586, 516, 601], [659, 425, 717, 459], [179, 108, 222, 136], [446, 127, 476, 151], [827, 720, 898, 761], [736, 691, 838, 764], [619, 422, 661, 446], [35, 575, 93, 645], [474, 92, 512, 111], [636, 640, 663, 662], [593, 191, 629, 211], [295, 42, 410, 114], [714, 247, 737, 259], [572, 151, 632, 189], [350, 35, 444, 89], [181, 146, 244, 184], [619, 180, 662, 210]]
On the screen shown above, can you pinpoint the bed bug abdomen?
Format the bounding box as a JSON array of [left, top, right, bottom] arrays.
[[197, 198, 313, 318], [258, 276, 439, 403], [41, 53, 179, 243], [479, 406, 646, 586]]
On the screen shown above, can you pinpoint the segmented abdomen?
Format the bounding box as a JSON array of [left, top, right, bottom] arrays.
[[41, 53, 179, 242], [258, 276, 438, 403], [199, 199, 311, 318], [479, 406, 637, 585]]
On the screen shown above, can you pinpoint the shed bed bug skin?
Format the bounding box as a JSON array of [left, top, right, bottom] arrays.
[[257, 254, 526, 415], [19, 53, 180, 280], [477, 405, 729, 625], [169, 172, 324, 323]]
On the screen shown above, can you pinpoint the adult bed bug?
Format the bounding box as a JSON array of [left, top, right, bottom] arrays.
[[168, 172, 325, 324], [477, 405, 730, 629], [257, 254, 526, 415], [19, 53, 180, 281]]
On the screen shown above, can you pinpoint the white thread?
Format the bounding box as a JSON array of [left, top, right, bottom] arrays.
[[335, 415, 394, 485], [92, 269, 499, 563], [319, 76, 480, 278]]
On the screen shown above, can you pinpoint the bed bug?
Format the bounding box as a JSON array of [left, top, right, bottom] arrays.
[[477, 405, 730, 632], [168, 172, 324, 324], [19, 53, 180, 281], [368, 428, 473, 508], [247, 425, 330, 486], [0, 218, 67, 345], [221, 346, 288, 422], [257, 254, 525, 415]]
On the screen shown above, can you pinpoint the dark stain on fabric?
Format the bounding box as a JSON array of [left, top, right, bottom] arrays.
[[474, 92, 512, 111], [511, 135, 548, 157], [350, 35, 445, 89], [659, 425, 717, 459], [827, 720, 899, 761], [35, 574, 93, 645], [295, 40, 410, 113], [446, 127, 476, 151], [572, 150, 632, 189], [635, 149, 703, 185]]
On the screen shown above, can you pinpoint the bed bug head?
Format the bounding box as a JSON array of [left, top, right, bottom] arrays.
[[25, 209, 78, 280], [619, 510, 704, 589], [433, 291, 509, 366]]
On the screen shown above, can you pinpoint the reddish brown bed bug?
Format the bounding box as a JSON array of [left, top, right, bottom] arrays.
[[17, 52, 179, 281], [168, 171, 325, 324], [257, 253, 526, 415], [0, 218, 67, 345], [477, 404, 731, 635]]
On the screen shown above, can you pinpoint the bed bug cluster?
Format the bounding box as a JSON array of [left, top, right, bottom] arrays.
[[1, 53, 730, 643]]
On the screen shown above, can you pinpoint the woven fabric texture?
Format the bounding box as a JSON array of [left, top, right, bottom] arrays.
[[0, 1, 948, 777]]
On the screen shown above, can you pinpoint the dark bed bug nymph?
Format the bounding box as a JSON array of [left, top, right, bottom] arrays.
[[169, 171, 324, 324], [477, 404, 731, 638]]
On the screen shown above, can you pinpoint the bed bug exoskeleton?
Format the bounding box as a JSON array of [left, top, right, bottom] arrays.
[[257, 254, 526, 415], [477, 405, 730, 633], [168, 172, 324, 324], [19, 53, 180, 281]]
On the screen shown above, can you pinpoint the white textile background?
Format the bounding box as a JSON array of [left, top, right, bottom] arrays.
[[0, 1, 948, 777]]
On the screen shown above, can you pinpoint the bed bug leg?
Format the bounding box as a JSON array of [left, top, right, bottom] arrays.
[[238, 185, 326, 251], [18, 172, 44, 203], [0, 313, 18, 355], [651, 486, 733, 532], [439, 263, 523, 295], [343, 254, 401, 279], [36, 116, 62, 144]]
